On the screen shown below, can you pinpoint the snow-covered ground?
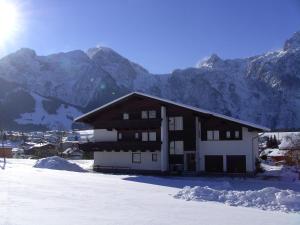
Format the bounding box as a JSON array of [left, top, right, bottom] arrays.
[[0, 159, 300, 225]]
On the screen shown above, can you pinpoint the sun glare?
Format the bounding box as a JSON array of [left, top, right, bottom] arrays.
[[0, 1, 19, 45]]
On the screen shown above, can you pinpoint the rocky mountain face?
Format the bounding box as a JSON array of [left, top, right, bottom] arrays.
[[0, 32, 299, 131]]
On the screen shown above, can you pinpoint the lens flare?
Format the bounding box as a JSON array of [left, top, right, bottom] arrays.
[[0, 0, 19, 45]]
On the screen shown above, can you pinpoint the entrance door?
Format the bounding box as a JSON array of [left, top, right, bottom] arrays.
[[205, 155, 223, 173], [186, 153, 196, 171]]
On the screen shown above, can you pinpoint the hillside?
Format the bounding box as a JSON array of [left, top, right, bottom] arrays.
[[0, 32, 299, 130]]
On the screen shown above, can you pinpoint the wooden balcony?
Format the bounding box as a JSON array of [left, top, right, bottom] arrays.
[[93, 119, 161, 129], [79, 141, 161, 152]]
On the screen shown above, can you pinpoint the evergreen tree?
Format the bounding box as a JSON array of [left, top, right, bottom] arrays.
[[273, 135, 278, 148]]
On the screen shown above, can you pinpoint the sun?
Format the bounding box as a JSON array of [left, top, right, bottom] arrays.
[[0, 1, 19, 45]]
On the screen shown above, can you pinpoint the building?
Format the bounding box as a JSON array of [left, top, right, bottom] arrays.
[[0, 144, 13, 158], [279, 133, 300, 165], [62, 144, 84, 160], [26, 143, 57, 158], [74, 92, 269, 175]]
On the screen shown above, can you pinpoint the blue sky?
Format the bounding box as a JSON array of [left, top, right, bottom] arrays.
[[4, 0, 300, 73]]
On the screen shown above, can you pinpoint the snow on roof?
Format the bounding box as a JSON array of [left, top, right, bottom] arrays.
[[74, 92, 270, 131], [268, 149, 288, 157], [0, 143, 13, 148], [279, 133, 300, 150], [28, 142, 54, 149]]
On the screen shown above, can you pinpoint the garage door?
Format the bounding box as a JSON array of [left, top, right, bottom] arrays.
[[226, 155, 246, 173], [205, 155, 223, 173]]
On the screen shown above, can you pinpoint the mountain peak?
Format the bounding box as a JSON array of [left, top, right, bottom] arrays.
[[198, 54, 223, 68], [283, 31, 300, 51], [14, 48, 36, 58], [86, 46, 119, 59]]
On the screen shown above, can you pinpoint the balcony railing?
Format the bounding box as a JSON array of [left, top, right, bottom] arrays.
[[79, 141, 161, 152], [93, 119, 161, 129]]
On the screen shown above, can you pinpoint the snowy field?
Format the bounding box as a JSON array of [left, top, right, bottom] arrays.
[[0, 159, 300, 225]]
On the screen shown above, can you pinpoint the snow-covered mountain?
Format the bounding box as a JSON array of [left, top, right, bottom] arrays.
[[0, 32, 299, 130]]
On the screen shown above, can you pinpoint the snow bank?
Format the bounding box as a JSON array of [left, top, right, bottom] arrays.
[[260, 163, 300, 182], [175, 186, 300, 212], [33, 156, 86, 172]]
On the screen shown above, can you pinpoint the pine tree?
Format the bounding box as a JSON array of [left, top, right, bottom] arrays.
[[273, 135, 278, 148], [266, 136, 271, 148]]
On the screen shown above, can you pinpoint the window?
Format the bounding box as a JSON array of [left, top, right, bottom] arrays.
[[207, 131, 213, 140], [149, 132, 157, 141], [141, 111, 148, 119], [169, 116, 183, 130], [235, 131, 240, 139], [175, 141, 184, 154], [207, 130, 219, 140], [135, 132, 139, 139], [123, 113, 129, 120], [169, 141, 175, 154], [142, 110, 156, 119], [142, 132, 148, 141], [152, 153, 158, 162], [132, 153, 141, 163], [169, 141, 184, 155], [214, 130, 219, 140], [149, 110, 156, 119], [118, 133, 122, 140], [169, 117, 175, 130], [226, 131, 231, 139]]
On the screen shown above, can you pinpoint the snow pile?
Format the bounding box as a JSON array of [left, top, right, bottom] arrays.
[[259, 163, 300, 182], [175, 186, 300, 212], [33, 156, 86, 172]]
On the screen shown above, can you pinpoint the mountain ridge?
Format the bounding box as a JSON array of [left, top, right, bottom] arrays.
[[0, 32, 300, 131]]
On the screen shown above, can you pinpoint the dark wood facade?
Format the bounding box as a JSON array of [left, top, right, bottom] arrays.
[[77, 94, 256, 152], [80, 141, 161, 152], [79, 95, 163, 152], [200, 117, 243, 141]]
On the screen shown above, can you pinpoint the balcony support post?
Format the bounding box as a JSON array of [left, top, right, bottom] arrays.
[[160, 106, 168, 172]]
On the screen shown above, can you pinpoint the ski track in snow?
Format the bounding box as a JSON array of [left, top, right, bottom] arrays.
[[15, 93, 82, 129]]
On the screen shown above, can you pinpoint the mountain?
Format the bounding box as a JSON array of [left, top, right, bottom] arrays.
[[0, 32, 300, 131]]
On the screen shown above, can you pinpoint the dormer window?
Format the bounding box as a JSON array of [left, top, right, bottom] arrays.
[[123, 113, 129, 120]]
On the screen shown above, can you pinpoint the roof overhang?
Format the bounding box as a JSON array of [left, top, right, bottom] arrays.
[[74, 92, 270, 132]]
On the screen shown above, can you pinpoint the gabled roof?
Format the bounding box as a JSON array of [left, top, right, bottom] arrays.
[[74, 92, 270, 131]]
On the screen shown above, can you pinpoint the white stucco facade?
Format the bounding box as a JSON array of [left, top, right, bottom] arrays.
[[198, 127, 259, 172], [94, 151, 161, 171], [91, 125, 259, 173]]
